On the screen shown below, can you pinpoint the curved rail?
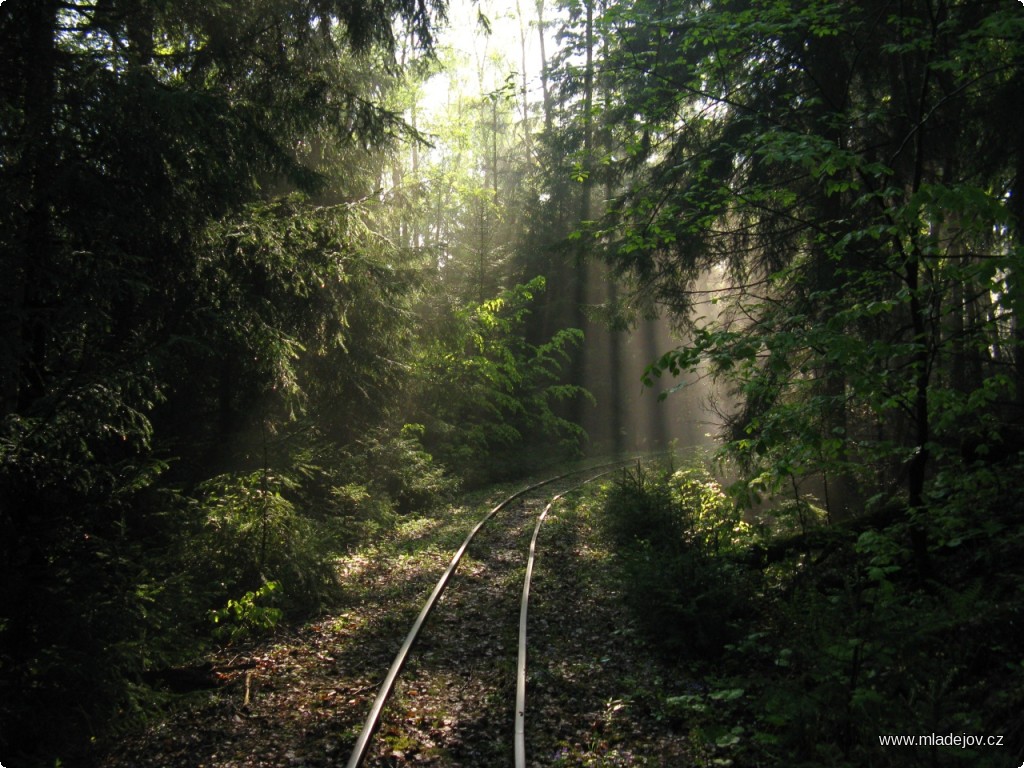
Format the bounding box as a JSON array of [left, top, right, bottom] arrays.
[[514, 468, 621, 768], [344, 458, 641, 768]]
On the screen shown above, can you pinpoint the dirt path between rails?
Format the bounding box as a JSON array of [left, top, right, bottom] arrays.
[[98, 482, 695, 768]]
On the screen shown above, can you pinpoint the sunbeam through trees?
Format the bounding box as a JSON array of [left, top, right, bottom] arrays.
[[1, 0, 1023, 764]]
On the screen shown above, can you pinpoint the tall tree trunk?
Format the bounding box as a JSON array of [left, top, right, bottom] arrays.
[[491, 95, 499, 201], [411, 99, 422, 249], [570, 0, 595, 427], [515, 0, 532, 160], [536, 0, 553, 135], [13, 0, 60, 413], [905, 250, 932, 574], [1009, 97, 1024, 405]]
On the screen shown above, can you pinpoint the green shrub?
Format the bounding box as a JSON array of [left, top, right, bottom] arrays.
[[603, 463, 684, 549], [316, 425, 458, 546], [601, 462, 754, 657], [191, 470, 340, 619], [667, 485, 1024, 768], [354, 424, 458, 515], [410, 278, 589, 484], [210, 580, 284, 641]]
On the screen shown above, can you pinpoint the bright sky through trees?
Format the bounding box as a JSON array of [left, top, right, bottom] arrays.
[[419, 0, 555, 121]]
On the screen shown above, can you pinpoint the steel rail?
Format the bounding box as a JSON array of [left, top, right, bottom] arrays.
[[514, 468, 622, 768], [343, 458, 642, 768]]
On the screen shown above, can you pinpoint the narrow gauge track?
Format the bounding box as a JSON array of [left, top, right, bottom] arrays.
[[345, 459, 643, 768]]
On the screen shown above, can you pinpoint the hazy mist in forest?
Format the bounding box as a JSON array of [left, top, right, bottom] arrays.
[[576, 264, 724, 456]]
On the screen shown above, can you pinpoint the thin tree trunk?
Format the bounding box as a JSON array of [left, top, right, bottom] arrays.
[[14, 0, 60, 412], [570, 0, 595, 427], [536, 0, 553, 135], [515, 0, 532, 159]]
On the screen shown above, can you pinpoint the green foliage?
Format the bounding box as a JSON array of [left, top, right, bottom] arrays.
[[602, 464, 684, 548], [688, 540, 1024, 766], [595, 0, 1024, 523], [192, 470, 340, 618], [327, 425, 459, 534], [210, 581, 283, 642], [600, 462, 754, 657], [648, 464, 1024, 768], [0, 0, 446, 762], [412, 276, 590, 481], [598, 455, 1024, 765]]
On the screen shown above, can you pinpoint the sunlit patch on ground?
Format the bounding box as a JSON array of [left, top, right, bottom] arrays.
[[99, 479, 697, 768]]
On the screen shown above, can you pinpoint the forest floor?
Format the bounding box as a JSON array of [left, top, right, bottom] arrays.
[[99, 480, 699, 768]]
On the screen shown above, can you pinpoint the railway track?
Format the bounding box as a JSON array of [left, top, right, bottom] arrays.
[[344, 459, 645, 768]]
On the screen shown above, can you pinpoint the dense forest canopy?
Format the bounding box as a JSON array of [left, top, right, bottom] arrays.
[[589, 0, 1024, 533], [1, 0, 1022, 763], [0, 0, 454, 760]]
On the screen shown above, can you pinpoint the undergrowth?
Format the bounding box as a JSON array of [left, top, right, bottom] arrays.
[[0, 422, 458, 767], [599, 458, 1024, 767], [600, 462, 755, 658]]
